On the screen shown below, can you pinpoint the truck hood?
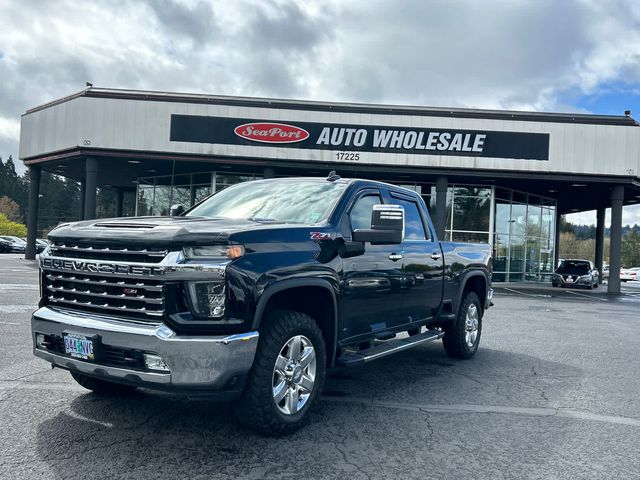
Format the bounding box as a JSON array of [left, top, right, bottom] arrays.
[[47, 216, 295, 247]]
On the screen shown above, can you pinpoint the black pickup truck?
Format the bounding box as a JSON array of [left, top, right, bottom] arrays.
[[31, 174, 492, 434]]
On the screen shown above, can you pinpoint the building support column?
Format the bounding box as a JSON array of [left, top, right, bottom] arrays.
[[79, 179, 86, 219], [84, 157, 98, 220], [115, 189, 124, 217], [263, 166, 275, 179], [608, 186, 624, 294], [554, 210, 561, 270], [595, 207, 605, 283], [607, 185, 624, 295], [25, 165, 41, 260], [434, 176, 448, 240]]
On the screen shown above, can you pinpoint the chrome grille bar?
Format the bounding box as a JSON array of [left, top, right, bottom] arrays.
[[47, 296, 164, 317], [45, 285, 164, 304], [45, 273, 163, 292]]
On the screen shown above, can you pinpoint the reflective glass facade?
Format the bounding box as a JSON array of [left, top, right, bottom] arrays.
[[136, 174, 555, 282], [136, 172, 261, 216]]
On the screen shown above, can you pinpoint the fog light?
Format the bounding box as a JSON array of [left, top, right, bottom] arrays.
[[188, 281, 226, 318], [144, 353, 170, 372], [36, 333, 46, 348]]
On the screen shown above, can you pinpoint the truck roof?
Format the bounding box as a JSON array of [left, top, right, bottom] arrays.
[[252, 176, 420, 197]]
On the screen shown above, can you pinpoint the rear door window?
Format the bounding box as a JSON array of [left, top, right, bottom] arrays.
[[390, 196, 428, 240]]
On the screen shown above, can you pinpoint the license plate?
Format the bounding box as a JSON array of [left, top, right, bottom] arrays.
[[64, 334, 95, 360], [565, 277, 573, 283]]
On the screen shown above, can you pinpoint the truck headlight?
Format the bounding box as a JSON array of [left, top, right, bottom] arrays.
[[188, 281, 226, 318], [183, 245, 244, 260]]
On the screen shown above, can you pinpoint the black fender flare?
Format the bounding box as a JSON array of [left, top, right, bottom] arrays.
[[454, 271, 489, 314], [252, 278, 339, 365]]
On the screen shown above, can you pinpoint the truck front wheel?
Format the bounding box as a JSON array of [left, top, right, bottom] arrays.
[[443, 291, 482, 359], [237, 310, 326, 436]]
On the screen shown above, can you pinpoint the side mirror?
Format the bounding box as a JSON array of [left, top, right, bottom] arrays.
[[352, 204, 404, 245], [170, 204, 185, 216]]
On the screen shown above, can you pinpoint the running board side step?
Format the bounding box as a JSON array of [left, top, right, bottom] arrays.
[[336, 330, 444, 367]]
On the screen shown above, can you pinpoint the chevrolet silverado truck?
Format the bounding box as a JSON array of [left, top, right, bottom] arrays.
[[31, 174, 492, 435]]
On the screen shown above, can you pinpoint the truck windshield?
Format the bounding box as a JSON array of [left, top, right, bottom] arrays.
[[186, 179, 348, 224]]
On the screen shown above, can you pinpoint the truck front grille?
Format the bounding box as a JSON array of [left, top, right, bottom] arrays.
[[41, 244, 170, 322]]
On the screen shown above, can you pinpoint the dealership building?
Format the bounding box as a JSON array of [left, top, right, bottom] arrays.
[[19, 87, 640, 292]]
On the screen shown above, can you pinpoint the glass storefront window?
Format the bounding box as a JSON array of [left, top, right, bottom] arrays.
[[526, 203, 542, 237], [452, 195, 490, 232], [453, 187, 491, 198], [492, 233, 509, 282], [525, 237, 541, 281], [495, 200, 511, 234], [216, 173, 261, 192], [194, 185, 212, 203], [509, 236, 526, 281], [451, 231, 489, 243], [136, 178, 155, 216], [510, 203, 527, 237]]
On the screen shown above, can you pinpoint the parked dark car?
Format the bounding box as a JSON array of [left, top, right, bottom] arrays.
[[0, 236, 26, 253], [21, 238, 49, 254], [551, 259, 599, 289], [0, 238, 12, 253]]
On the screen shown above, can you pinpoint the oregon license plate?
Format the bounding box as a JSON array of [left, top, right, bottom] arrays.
[[63, 334, 95, 360]]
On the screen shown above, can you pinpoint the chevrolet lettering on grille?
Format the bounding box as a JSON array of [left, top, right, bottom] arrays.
[[41, 257, 165, 276]]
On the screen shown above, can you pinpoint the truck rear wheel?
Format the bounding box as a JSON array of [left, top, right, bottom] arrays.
[[236, 310, 326, 436], [70, 371, 137, 394], [443, 291, 482, 359]]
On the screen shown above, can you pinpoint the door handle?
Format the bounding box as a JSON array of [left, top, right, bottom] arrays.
[[431, 252, 442, 261], [388, 253, 403, 262]]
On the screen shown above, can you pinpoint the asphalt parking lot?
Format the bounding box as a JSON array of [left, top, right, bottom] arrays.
[[1, 254, 639, 480]]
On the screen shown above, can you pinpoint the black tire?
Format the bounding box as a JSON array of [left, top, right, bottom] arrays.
[[236, 310, 326, 436], [70, 371, 137, 394], [443, 291, 482, 360]]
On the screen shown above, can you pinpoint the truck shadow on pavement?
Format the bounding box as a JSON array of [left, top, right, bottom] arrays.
[[35, 346, 583, 478]]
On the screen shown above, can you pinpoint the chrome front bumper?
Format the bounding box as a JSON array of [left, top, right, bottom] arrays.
[[31, 306, 259, 391]]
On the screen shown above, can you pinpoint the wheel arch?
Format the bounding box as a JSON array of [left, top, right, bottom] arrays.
[[455, 271, 488, 313], [252, 278, 339, 366]]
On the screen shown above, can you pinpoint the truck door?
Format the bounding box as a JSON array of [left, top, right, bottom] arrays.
[[340, 189, 406, 342], [388, 192, 445, 328]]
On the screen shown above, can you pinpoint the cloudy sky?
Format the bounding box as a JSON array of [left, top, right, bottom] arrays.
[[1, 0, 640, 225]]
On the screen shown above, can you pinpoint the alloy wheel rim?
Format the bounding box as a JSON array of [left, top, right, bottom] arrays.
[[465, 304, 479, 348], [272, 335, 316, 415]]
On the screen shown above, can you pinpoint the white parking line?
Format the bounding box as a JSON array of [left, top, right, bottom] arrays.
[[564, 290, 607, 302], [501, 287, 551, 298]]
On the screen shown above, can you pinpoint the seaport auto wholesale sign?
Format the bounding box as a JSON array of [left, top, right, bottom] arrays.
[[170, 114, 550, 160]]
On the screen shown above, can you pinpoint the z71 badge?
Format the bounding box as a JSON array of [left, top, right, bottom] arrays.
[[310, 232, 331, 240]]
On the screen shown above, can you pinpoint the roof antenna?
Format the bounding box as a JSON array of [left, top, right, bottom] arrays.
[[326, 170, 341, 182]]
